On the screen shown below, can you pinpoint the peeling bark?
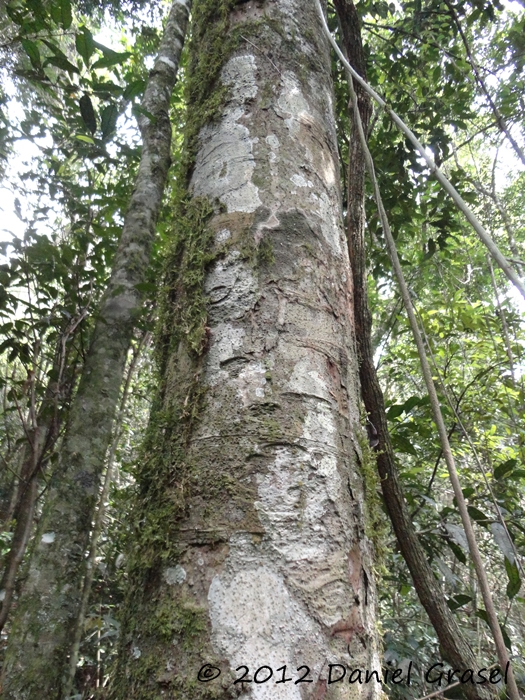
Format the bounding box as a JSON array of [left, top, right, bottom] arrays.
[[334, 2, 495, 698], [0, 2, 191, 697], [111, 2, 380, 699]]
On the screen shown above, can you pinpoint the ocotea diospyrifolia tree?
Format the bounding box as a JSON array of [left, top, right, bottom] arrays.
[[109, 1, 382, 698]]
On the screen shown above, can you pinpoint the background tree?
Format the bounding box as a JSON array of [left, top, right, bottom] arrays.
[[0, 0, 191, 697]]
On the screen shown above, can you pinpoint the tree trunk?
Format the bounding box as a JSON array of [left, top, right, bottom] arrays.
[[0, 2, 191, 697], [0, 439, 41, 633], [0, 342, 77, 634], [110, 2, 380, 699], [333, 2, 495, 698]]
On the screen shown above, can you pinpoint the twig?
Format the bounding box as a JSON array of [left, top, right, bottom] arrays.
[[417, 680, 462, 700], [443, 0, 525, 167], [0, 453, 28, 486], [317, 1, 525, 301], [240, 35, 282, 75]]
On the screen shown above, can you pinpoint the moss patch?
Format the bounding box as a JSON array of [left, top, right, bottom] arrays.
[[156, 196, 216, 367]]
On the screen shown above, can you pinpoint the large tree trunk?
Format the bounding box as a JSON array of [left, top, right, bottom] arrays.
[[110, 1, 380, 699], [0, 2, 191, 697]]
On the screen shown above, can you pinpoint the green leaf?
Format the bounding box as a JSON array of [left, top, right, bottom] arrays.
[[392, 434, 417, 455], [44, 55, 79, 75], [494, 459, 517, 480], [100, 104, 118, 140], [475, 608, 489, 624], [467, 506, 490, 527], [447, 594, 472, 611], [49, 0, 72, 28], [59, 0, 72, 29], [26, 0, 46, 17], [92, 40, 120, 56], [92, 51, 132, 70], [387, 404, 404, 419], [446, 539, 467, 564], [49, 3, 60, 23], [92, 81, 123, 95], [21, 39, 41, 69], [75, 134, 95, 144], [501, 626, 512, 651], [476, 610, 512, 650], [508, 469, 525, 480], [75, 26, 95, 67], [402, 395, 422, 412], [123, 79, 146, 100], [79, 94, 97, 135], [424, 237, 436, 259], [445, 523, 468, 550], [132, 105, 157, 124], [134, 282, 157, 294], [41, 39, 68, 59], [491, 522, 515, 563], [505, 557, 521, 599]]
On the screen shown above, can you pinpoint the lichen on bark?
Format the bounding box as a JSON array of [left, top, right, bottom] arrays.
[[111, 1, 382, 699]]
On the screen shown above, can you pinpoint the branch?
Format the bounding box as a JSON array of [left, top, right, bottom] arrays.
[[64, 330, 151, 696], [317, 2, 521, 697], [320, 3, 525, 301], [331, 3, 497, 698], [443, 0, 525, 167]]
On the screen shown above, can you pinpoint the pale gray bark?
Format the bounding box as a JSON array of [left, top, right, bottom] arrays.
[[111, 1, 380, 699], [0, 2, 191, 697]]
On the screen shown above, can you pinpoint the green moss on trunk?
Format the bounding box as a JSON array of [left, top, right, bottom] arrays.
[[111, 2, 382, 697], [109, 3, 246, 697]]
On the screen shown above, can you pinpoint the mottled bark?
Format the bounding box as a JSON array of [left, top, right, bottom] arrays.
[[64, 332, 150, 697], [334, 2, 495, 698], [110, 2, 380, 699], [1, 2, 191, 698]]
